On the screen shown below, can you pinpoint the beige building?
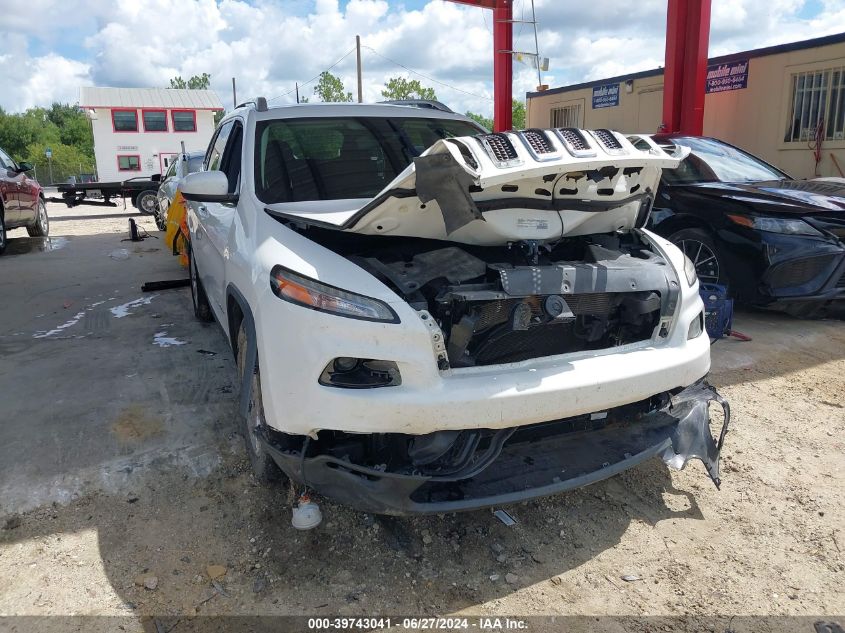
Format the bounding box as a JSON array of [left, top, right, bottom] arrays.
[[526, 33, 845, 180]]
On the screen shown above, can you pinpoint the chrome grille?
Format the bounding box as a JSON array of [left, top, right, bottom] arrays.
[[557, 128, 590, 151], [478, 133, 518, 164], [593, 129, 624, 151], [521, 129, 554, 154]]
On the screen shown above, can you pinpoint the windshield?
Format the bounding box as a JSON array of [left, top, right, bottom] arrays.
[[663, 137, 788, 184], [254, 116, 481, 203]]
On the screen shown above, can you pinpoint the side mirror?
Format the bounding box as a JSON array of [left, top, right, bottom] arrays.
[[150, 173, 161, 183], [17, 161, 33, 173], [180, 171, 237, 203]]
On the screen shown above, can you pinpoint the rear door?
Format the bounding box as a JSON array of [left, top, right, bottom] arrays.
[[195, 120, 242, 316]]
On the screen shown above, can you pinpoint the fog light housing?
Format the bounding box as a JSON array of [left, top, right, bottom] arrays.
[[688, 311, 704, 339], [320, 358, 401, 388]]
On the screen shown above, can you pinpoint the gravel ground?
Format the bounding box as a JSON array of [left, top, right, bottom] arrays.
[[0, 201, 842, 630]]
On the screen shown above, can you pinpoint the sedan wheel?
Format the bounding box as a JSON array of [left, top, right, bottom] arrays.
[[670, 227, 724, 286], [27, 199, 49, 237]]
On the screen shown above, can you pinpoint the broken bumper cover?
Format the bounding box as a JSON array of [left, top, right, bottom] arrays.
[[260, 381, 730, 515]]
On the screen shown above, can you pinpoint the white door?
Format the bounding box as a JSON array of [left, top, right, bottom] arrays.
[[195, 120, 241, 317]]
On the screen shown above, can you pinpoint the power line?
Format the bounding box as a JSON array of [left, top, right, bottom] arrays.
[[267, 47, 357, 102], [362, 45, 493, 102]]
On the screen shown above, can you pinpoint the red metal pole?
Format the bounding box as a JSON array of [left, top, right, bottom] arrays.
[[493, 0, 513, 131], [661, 0, 710, 135], [661, 0, 686, 133], [680, 0, 711, 135]]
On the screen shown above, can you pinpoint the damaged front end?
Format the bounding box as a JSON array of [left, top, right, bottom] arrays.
[[258, 381, 729, 515], [255, 126, 728, 514]]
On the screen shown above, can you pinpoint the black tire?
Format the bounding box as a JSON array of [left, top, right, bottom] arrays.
[[154, 201, 167, 231], [27, 198, 49, 237], [668, 227, 727, 287], [236, 323, 283, 483], [189, 248, 214, 322], [0, 209, 6, 255], [135, 189, 158, 215]]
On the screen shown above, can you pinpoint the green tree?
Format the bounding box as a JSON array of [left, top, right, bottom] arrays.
[[0, 104, 94, 172], [24, 141, 95, 184], [511, 99, 526, 130], [464, 100, 525, 132], [0, 109, 42, 159], [169, 73, 211, 90], [313, 72, 353, 103], [464, 111, 493, 131], [381, 76, 437, 101]]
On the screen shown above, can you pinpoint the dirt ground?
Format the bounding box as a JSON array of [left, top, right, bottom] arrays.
[[0, 200, 843, 630]]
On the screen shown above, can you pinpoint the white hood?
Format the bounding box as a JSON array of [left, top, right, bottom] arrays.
[[266, 128, 685, 246]]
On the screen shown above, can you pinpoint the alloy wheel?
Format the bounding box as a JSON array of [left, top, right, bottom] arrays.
[[678, 238, 720, 284]]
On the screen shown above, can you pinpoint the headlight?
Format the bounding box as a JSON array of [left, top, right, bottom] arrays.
[[683, 254, 698, 286], [270, 266, 399, 323], [726, 214, 823, 236]]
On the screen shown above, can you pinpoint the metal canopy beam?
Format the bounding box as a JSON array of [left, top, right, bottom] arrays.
[[446, 0, 513, 132], [662, 0, 711, 135]]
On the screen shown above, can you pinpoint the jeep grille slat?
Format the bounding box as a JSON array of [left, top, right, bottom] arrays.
[[593, 129, 625, 152], [521, 129, 554, 154], [477, 133, 519, 165]]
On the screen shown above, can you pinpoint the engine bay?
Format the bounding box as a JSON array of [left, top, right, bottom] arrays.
[[293, 225, 679, 369]]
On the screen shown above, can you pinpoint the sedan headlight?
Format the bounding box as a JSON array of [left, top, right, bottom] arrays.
[[727, 214, 823, 236], [270, 266, 399, 323], [682, 254, 698, 287]]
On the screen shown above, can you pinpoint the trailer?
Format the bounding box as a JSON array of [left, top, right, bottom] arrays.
[[51, 176, 161, 214]]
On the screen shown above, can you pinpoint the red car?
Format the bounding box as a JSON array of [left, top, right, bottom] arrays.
[[0, 146, 49, 254]]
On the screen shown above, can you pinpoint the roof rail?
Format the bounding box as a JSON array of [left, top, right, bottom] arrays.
[[379, 99, 455, 113], [234, 97, 268, 112]]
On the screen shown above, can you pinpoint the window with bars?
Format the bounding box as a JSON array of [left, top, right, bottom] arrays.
[[784, 68, 845, 143], [551, 103, 583, 128]]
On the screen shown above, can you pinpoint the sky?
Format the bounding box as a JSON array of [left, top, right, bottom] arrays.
[[0, 0, 843, 115]]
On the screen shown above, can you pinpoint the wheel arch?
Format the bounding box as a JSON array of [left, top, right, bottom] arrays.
[[226, 284, 258, 419], [653, 213, 715, 240]]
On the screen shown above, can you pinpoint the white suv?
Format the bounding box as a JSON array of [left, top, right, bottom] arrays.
[[181, 101, 729, 514]]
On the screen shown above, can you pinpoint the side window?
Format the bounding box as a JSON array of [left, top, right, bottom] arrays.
[[0, 149, 12, 170], [205, 121, 234, 172], [220, 122, 244, 194]]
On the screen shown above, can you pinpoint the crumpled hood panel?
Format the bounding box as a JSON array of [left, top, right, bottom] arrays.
[[266, 129, 684, 246]]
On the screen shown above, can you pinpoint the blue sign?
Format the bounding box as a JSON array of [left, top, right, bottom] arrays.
[[706, 59, 749, 93], [592, 83, 620, 109]]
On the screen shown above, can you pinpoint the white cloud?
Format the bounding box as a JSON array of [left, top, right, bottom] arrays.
[[0, 0, 843, 116], [0, 33, 92, 112]]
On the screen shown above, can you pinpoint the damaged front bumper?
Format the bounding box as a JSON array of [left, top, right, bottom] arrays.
[[259, 381, 730, 515]]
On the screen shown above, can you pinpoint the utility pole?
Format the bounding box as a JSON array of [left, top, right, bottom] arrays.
[[296, 83, 300, 104], [232, 77, 237, 108], [530, 0, 542, 90], [356, 35, 363, 103]]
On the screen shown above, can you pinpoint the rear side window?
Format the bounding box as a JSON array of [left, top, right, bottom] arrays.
[[0, 149, 13, 170], [254, 116, 482, 204], [205, 121, 234, 172], [205, 120, 243, 195]]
